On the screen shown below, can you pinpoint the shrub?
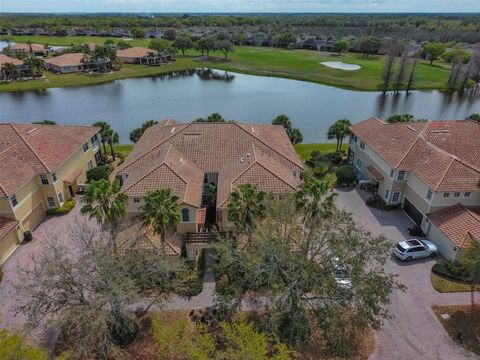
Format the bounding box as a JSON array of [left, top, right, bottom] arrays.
[[335, 165, 358, 187], [46, 199, 76, 216], [23, 231, 33, 242], [408, 224, 425, 237], [87, 165, 111, 182], [432, 261, 472, 283]]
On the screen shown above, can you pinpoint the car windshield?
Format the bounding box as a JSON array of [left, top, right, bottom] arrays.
[[396, 244, 406, 252], [419, 240, 429, 248]]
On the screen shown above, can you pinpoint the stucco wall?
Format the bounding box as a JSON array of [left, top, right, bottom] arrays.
[[424, 221, 458, 261], [0, 229, 20, 264]]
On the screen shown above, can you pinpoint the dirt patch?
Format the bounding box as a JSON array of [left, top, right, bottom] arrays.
[[433, 305, 480, 356]]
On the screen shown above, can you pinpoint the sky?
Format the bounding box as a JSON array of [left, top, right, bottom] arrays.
[[1, 0, 479, 13]]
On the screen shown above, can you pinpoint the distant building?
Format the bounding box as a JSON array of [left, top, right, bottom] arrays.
[[45, 53, 110, 74], [117, 47, 170, 65], [0, 54, 30, 80], [8, 43, 48, 57]]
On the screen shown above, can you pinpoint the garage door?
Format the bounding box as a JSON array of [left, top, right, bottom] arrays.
[[22, 203, 45, 231], [402, 198, 423, 225], [0, 231, 20, 264]]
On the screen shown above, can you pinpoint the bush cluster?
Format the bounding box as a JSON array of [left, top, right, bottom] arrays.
[[335, 164, 358, 187], [46, 199, 76, 216], [86, 165, 111, 182], [432, 261, 472, 283]]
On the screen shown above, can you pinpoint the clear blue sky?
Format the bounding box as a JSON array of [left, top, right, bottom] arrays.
[[1, 0, 479, 13]]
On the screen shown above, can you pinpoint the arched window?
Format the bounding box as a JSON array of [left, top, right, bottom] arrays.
[[181, 208, 190, 222]]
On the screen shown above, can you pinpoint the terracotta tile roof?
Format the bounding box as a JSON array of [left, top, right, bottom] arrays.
[[122, 145, 204, 207], [117, 47, 156, 59], [64, 168, 83, 184], [0, 123, 99, 197], [46, 53, 87, 68], [10, 43, 46, 52], [119, 120, 303, 208], [427, 204, 480, 248], [85, 42, 97, 52], [0, 217, 18, 242], [351, 119, 480, 191], [366, 165, 384, 181], [0, 54, 23, 67]]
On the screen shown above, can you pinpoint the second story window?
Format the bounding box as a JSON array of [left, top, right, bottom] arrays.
[[181, 208, 190, 222], [464, 192, 471, 197], [133, 197, 140, 203], [10, 194, 18, 207], [454, 192, 460, 198], [389, 169, 394, 178], [91, 133, 98, 145], [426, 189, 433, 201], [40, 174, 49, 185], [360, 141, 365, 150], [83, 142, 89, 152], [58, 192, 64, 204], [52, 172, 57, 182], [397, 170, 406, 181], [443, 192, 450, 198]]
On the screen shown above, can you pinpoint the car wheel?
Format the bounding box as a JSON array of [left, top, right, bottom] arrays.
[[405, 256, 413, 262], [430, 252, 437, 257]]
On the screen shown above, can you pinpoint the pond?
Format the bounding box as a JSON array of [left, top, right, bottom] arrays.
[[1, 69, 479, 143]]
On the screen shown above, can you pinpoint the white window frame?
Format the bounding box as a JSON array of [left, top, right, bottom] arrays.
[[384, 188, 390, 200], [52, 172, 58, 183], [356, 158, 362, 169], [392, 192, 401, 203], [87, 160, 94, 170], [10, 194, 18, 207], [39, 174, 49, 185], [453, 192, 460, 198], [83, 142, 89, 152], [389, 169, 394, 178], [464, 192, 471, 197], [133, 197, 140, 203], [360, 141, 365, 150], [57, 192, 64, 205], [426, 189, 433, 201], [46, 196, 56, 208], [397, 170, 406, 181], [443, 192, 450, 198]]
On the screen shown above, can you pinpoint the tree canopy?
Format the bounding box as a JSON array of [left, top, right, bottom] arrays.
[[272, 114, 303, 145]]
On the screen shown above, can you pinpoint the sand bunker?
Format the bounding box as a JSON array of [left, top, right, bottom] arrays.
[[321, 61, 361, 71]]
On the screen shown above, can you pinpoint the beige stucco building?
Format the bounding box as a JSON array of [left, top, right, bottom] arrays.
[[349, 118, 480, 260], [117, 119, 304, 235], [0, 123, 101, 264]]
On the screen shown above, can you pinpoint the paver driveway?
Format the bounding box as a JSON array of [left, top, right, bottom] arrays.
[[336, 188, 479, 360]]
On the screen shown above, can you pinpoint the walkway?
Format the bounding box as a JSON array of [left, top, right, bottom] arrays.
[[335, 188, 479, 360]]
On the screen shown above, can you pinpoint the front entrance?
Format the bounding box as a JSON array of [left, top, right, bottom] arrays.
[[402, 198, 423, 225], [68, 185, 75, 197]]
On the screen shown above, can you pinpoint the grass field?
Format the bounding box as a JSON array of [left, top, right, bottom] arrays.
[[294, 143, 347, 160], [0, 35, 452, 92]]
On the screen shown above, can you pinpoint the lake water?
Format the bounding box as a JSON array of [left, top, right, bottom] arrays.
[[1, 69, 479, 143]]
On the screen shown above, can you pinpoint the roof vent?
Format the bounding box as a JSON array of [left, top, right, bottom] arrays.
[[179, 157, 183, 162], [240, 158, 244, 163], [440, 129, 450, 133], [26, 127, 38, 134], [406, 125, 416, 132], [246, 153, 251, 157], [251, 127, 255, 133], [170, 127, 175, 134]]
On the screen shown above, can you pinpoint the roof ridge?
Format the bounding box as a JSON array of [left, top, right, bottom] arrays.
[[120, 122, 191, 173], [235, 122, 303, 168], [434, 157, 455, 191], [9, 123, 49, 171], [256, 162, 297, 190]]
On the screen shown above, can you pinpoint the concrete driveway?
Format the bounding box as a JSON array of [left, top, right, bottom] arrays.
[[336, 188, 479, 360]]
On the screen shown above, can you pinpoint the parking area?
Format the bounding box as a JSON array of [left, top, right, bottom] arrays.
[[336, 188, 479, 360]]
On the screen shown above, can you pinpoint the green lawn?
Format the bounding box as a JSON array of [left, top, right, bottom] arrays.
[[106, 144, 134, 157], [295, 143, 348, 161], [0, 36, 451, 92], [431, 273, 480, 293]]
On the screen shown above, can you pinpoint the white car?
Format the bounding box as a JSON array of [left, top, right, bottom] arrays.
[[331, 257, 352, 290], [393, 239, 438, 261]]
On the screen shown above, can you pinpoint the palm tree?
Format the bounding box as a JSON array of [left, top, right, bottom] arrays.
[[295, 175, 337, 223], [2, 63, 18, 81], [227, 184, 266, 238], [461, 240, 480, 317], [103, 128, 119, 161], [207, 113, 225, 122], [142, 189, 180, 254], [327, 119, 351, 153], [92, 121, 112, 159], [24, 56, 45, 77], [81, 179, 128, 253], [26, 40, 33, 54]]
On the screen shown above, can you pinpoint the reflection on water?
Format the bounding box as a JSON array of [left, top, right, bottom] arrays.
[[1, 69, 479, 143]]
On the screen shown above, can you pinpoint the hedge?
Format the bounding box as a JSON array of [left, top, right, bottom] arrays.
[[86, 165, 111, 182], [46, 198, 76, 216], [432, 261, 472, 283], [336, 164, 358, 187]]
